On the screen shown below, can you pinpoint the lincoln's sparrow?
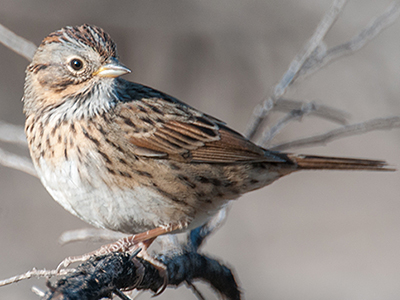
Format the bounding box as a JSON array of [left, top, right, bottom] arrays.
[[23, 24, 390, 266]]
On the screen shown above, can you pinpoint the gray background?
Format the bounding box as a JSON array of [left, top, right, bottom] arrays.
[[0, 1, 400, 299]]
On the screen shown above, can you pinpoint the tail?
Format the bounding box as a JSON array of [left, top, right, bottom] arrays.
[[286, 154, 395, 171]]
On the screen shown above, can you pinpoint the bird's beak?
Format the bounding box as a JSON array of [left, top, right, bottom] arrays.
[[94, 59, 131, 78]]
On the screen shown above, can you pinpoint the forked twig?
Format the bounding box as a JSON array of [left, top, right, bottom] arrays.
[[245, 0, 348, 139], [299, 2, 400, 79], [271, 116, 400, 151], [259, 102, 317, 146], [274, 98, 350, 125], [245, 1, 400, 140]]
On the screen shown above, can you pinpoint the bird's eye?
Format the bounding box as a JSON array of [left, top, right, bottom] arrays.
[[69, 58, 84, 71]]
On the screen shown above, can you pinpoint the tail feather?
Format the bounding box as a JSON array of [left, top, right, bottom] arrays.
[[287, 154, 395, 171]]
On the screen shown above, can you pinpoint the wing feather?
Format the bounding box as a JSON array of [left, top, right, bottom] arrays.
[[113, 82, 285, 164]]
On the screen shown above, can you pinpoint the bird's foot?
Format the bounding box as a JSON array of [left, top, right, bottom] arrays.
[[56, 226, 181, 293]]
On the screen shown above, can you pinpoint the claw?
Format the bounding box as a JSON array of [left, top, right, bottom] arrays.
[[56, 253, 91, 272], [130, 255, 145, 289], [152, 268, 168, 297]]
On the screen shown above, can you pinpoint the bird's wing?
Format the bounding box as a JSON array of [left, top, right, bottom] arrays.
[[112, 84, 286, 164]]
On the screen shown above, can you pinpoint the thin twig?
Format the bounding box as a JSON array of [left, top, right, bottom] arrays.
[[273, 0, 348, 97], [245, 0, 348, 139], [271, 116, 400, 151], [0, 147, 37, 177], [59, 228, 128, 245], [31, 286, 45, 298], [185, 281, 206, 300], [0, 23, 36, 61], [259, 102, 317, 146], [299, 1, 400, 79], [188, 207, 228, 251], [0, 121, 27, 145], [0, 268, 74, 287], [274, 98, 350, 125]]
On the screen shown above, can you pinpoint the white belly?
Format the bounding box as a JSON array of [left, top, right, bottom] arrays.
[[36, 157, 188, 233]]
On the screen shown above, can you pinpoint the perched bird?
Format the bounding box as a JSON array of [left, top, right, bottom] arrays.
[[23, 24, 390, 265]]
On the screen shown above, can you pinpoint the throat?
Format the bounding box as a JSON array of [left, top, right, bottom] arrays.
[[26, 79, 118, 124]]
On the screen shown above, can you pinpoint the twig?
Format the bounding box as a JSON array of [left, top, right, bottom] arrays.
[[245, 0, 348, 139], [188, 207, 228, 251], [259, 102, 317, 146], [299, 1, 400, 79], [0, 121, 27, 145], [0, 147, 37, 177], [59, 228, 128, 245], [185, 281, 206, 300], [271, 116, 400, 151], [31, 286, 46, 298], [0, 268, 74, 287], [274, 98, 350, 125], [0, 23, 36, 61], [273, 0, 348, 97]]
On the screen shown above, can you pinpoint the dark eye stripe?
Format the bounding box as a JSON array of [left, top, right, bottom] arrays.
[[28, 64, 49, 74]]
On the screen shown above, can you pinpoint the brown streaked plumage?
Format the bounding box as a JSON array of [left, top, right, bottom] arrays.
[[23, 24, 392, 268]]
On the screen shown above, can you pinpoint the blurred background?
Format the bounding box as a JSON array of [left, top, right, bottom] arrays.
[[0, 0, 400, 299]]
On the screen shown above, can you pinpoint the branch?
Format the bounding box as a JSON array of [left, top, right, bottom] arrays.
[[274, 98, 350, 125], [271, 116, 400, 151], [0, 268, 74, 288], [39, 252, 240, 300], [0, 147, 37, 177], [244, 1, 400, 141], [259, 102, 317, 146], [0, 23, 36, 61], [59, 228, 128, 245], [245, 0, 348, 139], [299, 1, 400, 79], [0, 121, 27, 145], [273, 0, 348, 98], [188, 207, 228, 251]]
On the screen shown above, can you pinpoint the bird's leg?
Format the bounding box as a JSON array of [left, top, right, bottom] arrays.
[[57, 224, 182, 271]]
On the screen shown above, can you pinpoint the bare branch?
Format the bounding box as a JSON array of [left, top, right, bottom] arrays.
[[0, 268, 74, 287], [273, 0, 348, 98], [40, 252, 240, 300], [259, 102, 317, 146], [274, 98, 350, 125], [31, 286, 45, 298], [245, 0, 348, 139], [59, 228, 128, 245], [185, 281, 206, 300], [299, 1, 400, 79], [271, 116, 400, 151], [244, 97, 274, 139], [0, 24, 36, 61], [188, 207, 228, 251], [0, 147, 37, 177], [0, 121, 27, 146]]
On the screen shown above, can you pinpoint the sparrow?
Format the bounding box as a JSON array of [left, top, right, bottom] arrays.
[[23, 24, 391, 267]]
